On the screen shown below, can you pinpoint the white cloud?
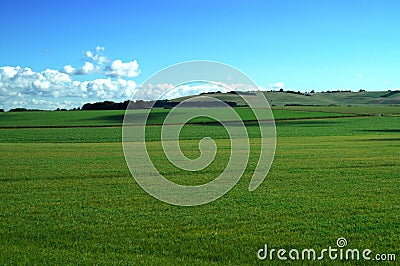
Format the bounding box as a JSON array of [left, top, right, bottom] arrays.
[[62, 47, 139, 78], [271, 81, 284, 89], [1, 66, 20, 78], [0, 66, 71, 98], [32, 79, 50, 90], [133, 83, 173, 100], [80, 62, 96, 74], [42, 69, 71, 83], [62, 65, 76, 74], [85, 46, 108, 64], [77, 78, 137, 99], [62, 47, 107, 75], [62, 61, 97, 75], [105, 59, 140, 78], [0, 61, 138, 110], [95, 46, 105, 52]]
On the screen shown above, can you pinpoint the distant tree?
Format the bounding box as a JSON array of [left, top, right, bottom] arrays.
[[279, 88, 284, 92], [0, 109, 4, 112], [153, 99, 169, 108], [9, 108, 28, 112], [310, 90, 315, 93], [81, 101, 128, 110], [358, 89, 366, 92]]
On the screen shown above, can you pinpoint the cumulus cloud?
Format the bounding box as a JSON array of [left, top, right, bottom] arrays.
[[85, 46, 108, 65], [105, 59, 140, 78], [0, 59, 138, 110], [61, 47, 139, 78], [62, 61, 98, 75], [62, 65, 76, 74], [0, 66, 71, 98], [0, 66, 136, 100], [74, 78, 137, 99], [62, 47, 106, 75], [0, 66, 77, 109]]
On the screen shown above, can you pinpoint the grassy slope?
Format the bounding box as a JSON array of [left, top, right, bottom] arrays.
[[175, 91, 400, 106], [265, 91, 400, 105]]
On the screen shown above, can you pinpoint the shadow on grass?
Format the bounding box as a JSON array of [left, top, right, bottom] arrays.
[[83, 114, 124, 123], [80, 112, 170, 125], [360, 129, 400, 133], [362, 138, 400, 142]]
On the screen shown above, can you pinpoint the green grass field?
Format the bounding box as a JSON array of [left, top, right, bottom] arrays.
[[0, 108, 353, 128], [0, 107, 399, 264]]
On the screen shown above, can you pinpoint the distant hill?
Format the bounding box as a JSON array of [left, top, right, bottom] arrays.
[[172, 90, 400, 106]]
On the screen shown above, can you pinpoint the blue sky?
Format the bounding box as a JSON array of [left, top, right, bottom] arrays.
[[0, 0, 399, 110]]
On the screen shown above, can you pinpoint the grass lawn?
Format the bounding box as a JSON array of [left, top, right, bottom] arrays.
[[0, 108, 353, 128], [0, 108, 399, 264]]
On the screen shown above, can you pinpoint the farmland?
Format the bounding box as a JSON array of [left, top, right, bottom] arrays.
[[0, 106, 399, 264], [0, 108, 353, 128]]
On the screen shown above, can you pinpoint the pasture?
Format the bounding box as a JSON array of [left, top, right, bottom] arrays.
[[0, 107, 399, 264]]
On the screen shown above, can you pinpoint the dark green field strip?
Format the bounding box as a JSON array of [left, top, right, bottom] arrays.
[[0, 125, 122, 129], [1, 136, 399, 264]]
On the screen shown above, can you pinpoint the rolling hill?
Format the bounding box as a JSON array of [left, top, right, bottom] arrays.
[[172, 90, 400, 106]]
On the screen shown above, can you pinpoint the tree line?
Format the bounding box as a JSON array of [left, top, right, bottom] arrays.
[[81, 99, 238, 110], [3, 99, 238, 112]]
